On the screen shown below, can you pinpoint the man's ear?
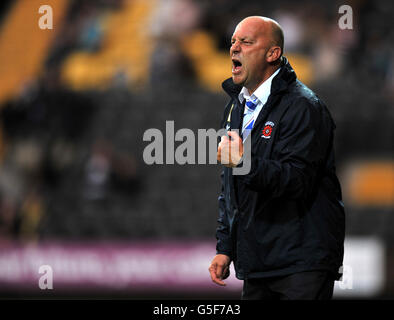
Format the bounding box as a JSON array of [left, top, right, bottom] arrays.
[[266, 46, 281, 63]]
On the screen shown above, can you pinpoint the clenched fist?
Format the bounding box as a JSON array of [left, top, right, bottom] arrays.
[[217, 131, 243, 167]]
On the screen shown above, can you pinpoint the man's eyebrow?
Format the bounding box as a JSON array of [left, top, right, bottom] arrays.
[[231, 36, 253, 42]]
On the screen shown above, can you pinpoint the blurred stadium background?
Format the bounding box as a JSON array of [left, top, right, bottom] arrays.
[[0, 0, 392, 299]]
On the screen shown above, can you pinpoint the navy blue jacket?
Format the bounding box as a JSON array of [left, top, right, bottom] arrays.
[[216, 57, 345, 280]]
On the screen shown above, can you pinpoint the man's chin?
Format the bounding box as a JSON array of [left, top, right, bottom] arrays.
[[232, 75, 244, 86]]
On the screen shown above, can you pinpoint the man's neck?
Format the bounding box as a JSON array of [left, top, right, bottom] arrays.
[[246, 64, 281, 95]]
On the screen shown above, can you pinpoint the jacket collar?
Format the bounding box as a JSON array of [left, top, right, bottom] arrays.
[[221, 56, 296, 99]]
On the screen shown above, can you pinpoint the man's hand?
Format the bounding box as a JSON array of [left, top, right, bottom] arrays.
[[209, 254, 231, 286], [217, 131, 243, 167]]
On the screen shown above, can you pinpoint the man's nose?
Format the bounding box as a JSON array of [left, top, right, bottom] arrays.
[[230, 41, 240, 54]]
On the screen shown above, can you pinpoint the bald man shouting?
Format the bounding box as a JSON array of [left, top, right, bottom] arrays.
[[209, 16, 345, 300]]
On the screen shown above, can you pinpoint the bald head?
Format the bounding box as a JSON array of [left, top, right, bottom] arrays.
[[230, 16, 284, 92], [236, 16, 284, 58]]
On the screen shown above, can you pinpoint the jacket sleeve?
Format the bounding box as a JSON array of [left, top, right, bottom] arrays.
[[239, 97, 332, 200], [215, 169, 233, 258]]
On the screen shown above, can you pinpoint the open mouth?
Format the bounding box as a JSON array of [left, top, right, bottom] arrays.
[[232, 58, 242, 74]]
